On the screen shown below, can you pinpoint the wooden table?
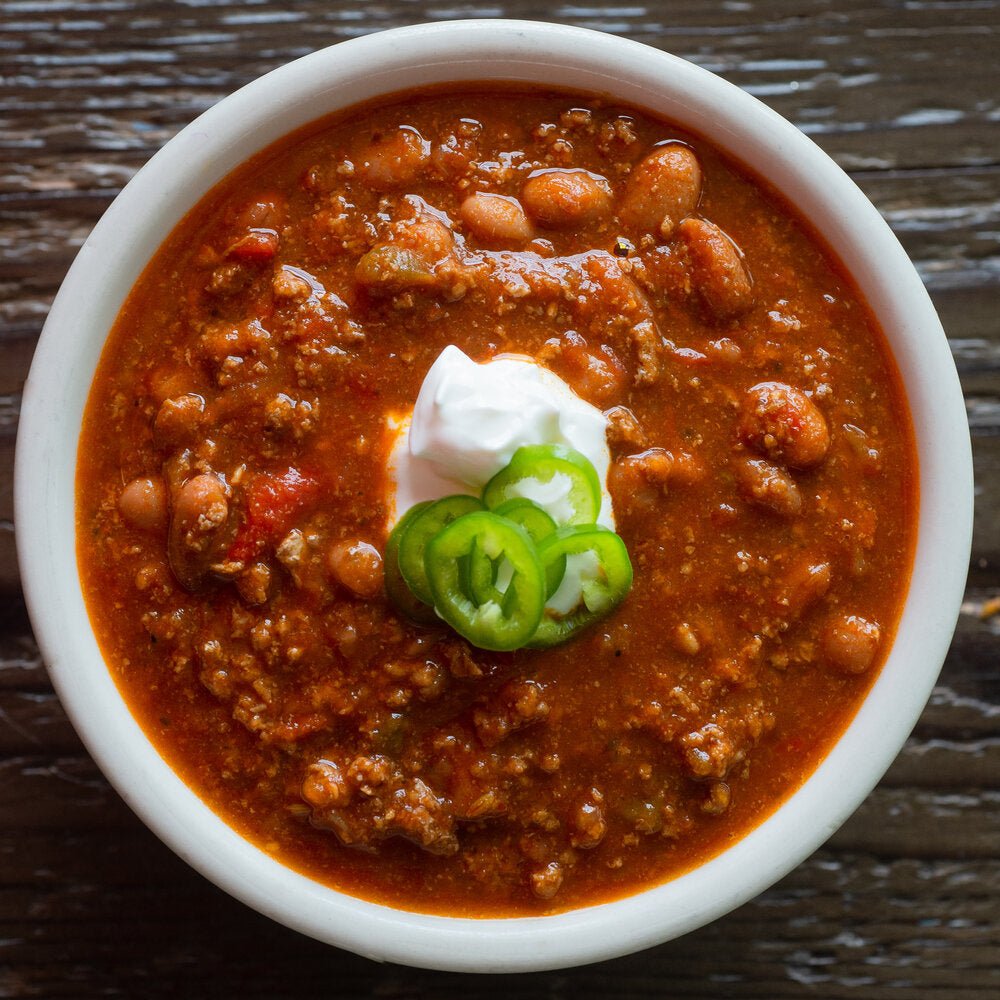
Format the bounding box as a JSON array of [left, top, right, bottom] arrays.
[[2, 1, 997, 995]]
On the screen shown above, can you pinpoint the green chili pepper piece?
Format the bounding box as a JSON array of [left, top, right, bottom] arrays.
[[398, 494, 484, 605], [468, 497, 565, 604], [482, 444, 602, 526], [384, 501, 438, 623], [529, 524, 633, 648], [426, 510, 545, 651]]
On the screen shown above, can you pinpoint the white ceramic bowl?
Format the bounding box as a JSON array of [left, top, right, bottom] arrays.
[[15, 19, 972, 972]]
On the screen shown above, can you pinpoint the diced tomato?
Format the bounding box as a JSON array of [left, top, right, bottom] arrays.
[[226, 228, 279, 263], [228, 468, 318, 562]]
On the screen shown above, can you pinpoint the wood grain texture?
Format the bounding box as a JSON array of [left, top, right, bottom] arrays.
[[1, 0, 998, 995]]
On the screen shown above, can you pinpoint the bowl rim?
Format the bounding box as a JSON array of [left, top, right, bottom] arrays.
[[14, 18, 972, 973]]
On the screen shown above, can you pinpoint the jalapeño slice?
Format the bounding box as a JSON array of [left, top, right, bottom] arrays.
[[426, 510, 545, 651], [529, 524, 633, 648], [398, 494, 484, 605], [383, 501, 437, 623], [468, 498, 565, 605], [482, 444, 602, 526], [491, 497, 560, 544]]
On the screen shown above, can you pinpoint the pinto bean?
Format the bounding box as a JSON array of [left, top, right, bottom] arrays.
[[740, 382, 830, 470], [153, 393, 205, 449], [609, 448, 675, 515], [172, 475, 229, 537], [779, 560, 832, 618], [302, 760, 352, 809], [734, 457, 803, 518], [430, 120, 481, 178], [620, 143, 702, 239], [614, 448, 673, 485], [328, 540, 384, 598], [459, 192, 534, 244], [604, 405, 648, 452], [673, 622, 701, 656], [361, 126, 430, 191], [571, 347, 626, 405], [118, 476, 168, 533], [521, 168, 613, 229], [167, 473, 230, 591], [233, 194, 286, 230], [147, 368, 195, 406], [671, 450, 706, 487], [822, 614, 881, 674], [539, 332, 625, 405], [679, 722, 742, 780], [677, 217, 754, 320]]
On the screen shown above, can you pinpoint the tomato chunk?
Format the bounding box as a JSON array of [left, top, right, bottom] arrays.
[[228, 468, 318, 562]]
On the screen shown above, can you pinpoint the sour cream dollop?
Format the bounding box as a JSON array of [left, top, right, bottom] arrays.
[[388, 345, 613, 528]]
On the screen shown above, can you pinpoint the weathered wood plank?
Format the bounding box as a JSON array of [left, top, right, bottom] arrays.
[[0, 602, 44, 692], [0, 690, 79, 755], [0, 755, 131, 830], [1, 844, 997, 998]]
